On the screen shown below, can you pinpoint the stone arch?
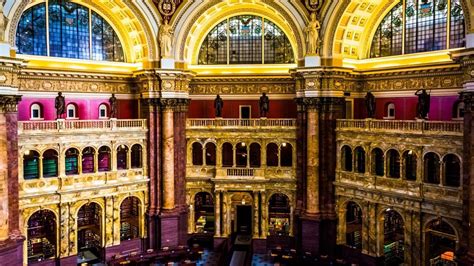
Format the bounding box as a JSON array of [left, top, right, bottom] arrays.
[[172, 0, 306, 64], [6, 0, 157, 62]]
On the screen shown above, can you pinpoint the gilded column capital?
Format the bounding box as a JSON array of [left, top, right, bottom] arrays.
[[460, 91, 474, 112], [0, 94, 21, 113], [140, 97, 161, 107], [160, 98, 190, 112]]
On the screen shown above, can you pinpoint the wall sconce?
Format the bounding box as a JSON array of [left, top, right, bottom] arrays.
[[241, 199, 246, 205], [282, 142, 287, 147]]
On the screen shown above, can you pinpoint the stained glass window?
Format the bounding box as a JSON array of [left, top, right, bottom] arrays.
[[16, 0, 124, 62], [198, 15, 294, 65], [370, 0, 465, 58]]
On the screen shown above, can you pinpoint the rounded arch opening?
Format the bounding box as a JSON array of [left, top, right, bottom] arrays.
[[383, 209, 405, 265], [194, 192, 214, 234], [120, 196, 140, 241], [23, 150, 40, 180], [268, 193, 290, 236], [425, 219, 458, 264], [345, 201, 362, 250], [27, 209, 57, 263], [77, 202, 102, 260]]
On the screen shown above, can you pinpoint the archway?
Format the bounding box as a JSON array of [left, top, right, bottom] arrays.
[[120, 197, 140, 241], [82, 147, 95, 174], [268, 193, 290, 236], [345, 201, 362, 250], [205, 142, 216, 166], [77, 202, 102, 263], [192, 142, 203, 166], [27, 210, 56, 263], [383, 209, 404, 266], [425, 219, 458, 264], [98, 146, 111, 172], [23, 150, 40, 179], [341, 145, 352, 171], [42, 149, 58, 178], [403, 150, 417, 181], [194, 192, 214, 234]]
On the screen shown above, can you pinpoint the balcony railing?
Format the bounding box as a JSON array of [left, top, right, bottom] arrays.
[[18, 119, 147, 134], [337, 119, 463, 135], [187, 118, 296, 128]]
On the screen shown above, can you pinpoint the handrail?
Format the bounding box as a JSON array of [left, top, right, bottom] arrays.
[[336, 119, 463, 134], [187, 118, 296, 128], [18, 119, 147, 133]]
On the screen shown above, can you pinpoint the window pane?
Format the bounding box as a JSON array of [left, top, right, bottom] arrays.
[[16, 3, 47, 56], [450, 0, 465, 48]]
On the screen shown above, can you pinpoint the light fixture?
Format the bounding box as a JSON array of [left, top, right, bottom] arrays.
[[282, 142, 287, 147], [241, 142, 246, 147], [241, 199, 246, 205], [25, 150, 30, 155], [121, 144, 125, 149], [408, 150, 413, 155]]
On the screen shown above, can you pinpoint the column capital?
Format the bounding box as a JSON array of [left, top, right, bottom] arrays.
[[460, 91, 474, 112], [160, 98, 190, 112], [0, 95, 21, 113]]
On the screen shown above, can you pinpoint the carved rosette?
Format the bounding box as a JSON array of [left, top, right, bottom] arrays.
[[0, 94, 21, 113]]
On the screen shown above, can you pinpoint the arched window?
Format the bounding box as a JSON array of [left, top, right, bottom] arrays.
[[98, 104, 108, 119], [341, 145, 353, 171], [346, 202, 362, 250], [66, 104, 77, 119], [444, 154, 461, 187], [43, 149, 58, 178], [120, 197, 140, 241], [27, 210, 56, 263], [98, 146, 111, 172], [236, 142, 248, 167], [280, 143, 293, 167], [452, 101, 465, 119], [222, 142, 233, 167], [81, 147, 95, 174], [385, 103, 395, 119], [354, 147, 366, 173], [266, 143, 279, 167], [403, 150, 417, 181], [30, 103, 43, 119], [23, 150, 40, 180], [249, 143, 261, 167], [372, 148, 384, 176], [426, 219, 457, 264], [205, 143, 217, 166], [387, 149, 401, 178], [424, 152, 440, 184], [192, 142, 203, 166], [131, 144, 142, 169], [370, 0, 465, 58], [117, 145, 128, 170], [198, 15, 294, 64], [16, 1, 124, 62], [65, 148, 79, 175]]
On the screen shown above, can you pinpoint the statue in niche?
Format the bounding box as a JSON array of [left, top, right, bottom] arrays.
[[214, 94, 223, 117], [415, 89, 431, 119], [159, 19, 174, 59], [365, 91, 376, 118], [259, 92, 270, 117], [55, 92, 65, 119], [109, 93, 118, 118], [0, 0, 7, 43], [305, 12, 321, 56]]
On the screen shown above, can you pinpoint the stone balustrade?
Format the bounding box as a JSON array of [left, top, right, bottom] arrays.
[[186, 118, 296, 128], [18, 119, 147, 134], [186, 165, 294, 180], [337, 119, 463, 135]]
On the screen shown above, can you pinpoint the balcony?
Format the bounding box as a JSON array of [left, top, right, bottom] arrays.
[[186, 166, 295, 180], [186, 118, 296, 129], [18, 119, 147, 134], [337, 119, 463, 135]]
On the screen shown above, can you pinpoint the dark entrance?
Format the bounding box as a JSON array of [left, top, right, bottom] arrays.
[[236, 205, 252, 235]]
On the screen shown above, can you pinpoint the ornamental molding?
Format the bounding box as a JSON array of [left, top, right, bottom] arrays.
[[190, 76, 295, 95]]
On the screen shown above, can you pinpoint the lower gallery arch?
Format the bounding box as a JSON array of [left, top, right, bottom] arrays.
[[345, 201, 362, 250], [27, 209, 57, 263], [425, 219, 459, 264], [380, 209, 405, 266], [77, 202, 103, 262], [194, 192, 215, 235], [120, 197, 141, 241], [268, 193, 291, 237]]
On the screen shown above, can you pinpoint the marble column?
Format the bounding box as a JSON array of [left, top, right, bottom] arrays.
[[305, 98, 320, 215], [253, 191, 259, 238], [214, 191, 221, 237], [188, 199, 195, 234], [261, 192, 267, 238], [162, 106, 175, 210], [0, 95, 24, 266]]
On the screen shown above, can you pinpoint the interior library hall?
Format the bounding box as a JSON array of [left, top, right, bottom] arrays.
[[0, 0, 473, 265]]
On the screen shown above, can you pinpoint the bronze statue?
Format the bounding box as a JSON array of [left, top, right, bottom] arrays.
[[109, 93, 118, 118], [415, 89, 430, 119], [365, 91, 376, 118], [55, 92, 65, 119], [214, 94, 223, 117], [259, 92, 270, 117]]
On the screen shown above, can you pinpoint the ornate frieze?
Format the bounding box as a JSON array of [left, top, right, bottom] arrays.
[[0, 95, 21, 112], [189, 76, 295, 95]]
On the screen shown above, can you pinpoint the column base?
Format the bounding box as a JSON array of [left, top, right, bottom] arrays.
[[213, 236, 229, 251], [0, 236, 24, 266], [160, 211, 180, 248], [300, 215, 320, 255], [105, 238, 143, 261], [338, 245, 378, 266], [59, 255, 77, 265]]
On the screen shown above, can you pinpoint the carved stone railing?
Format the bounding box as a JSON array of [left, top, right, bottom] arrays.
[[216, 168, 265, 179], [186, 119, 296, 129], [20, 168, 147, 195], [337, 119, 463, 135], [18, 119, 147, 134], [187, 166, 294, 180], [336, 171, 461, 203]]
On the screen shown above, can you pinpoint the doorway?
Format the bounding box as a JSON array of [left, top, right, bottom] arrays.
[[236, 205, 252, 235]]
